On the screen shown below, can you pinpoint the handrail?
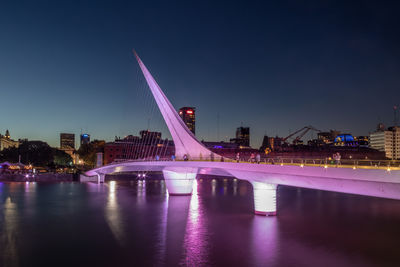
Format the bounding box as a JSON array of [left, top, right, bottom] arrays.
[[106, 156, 400, 171]]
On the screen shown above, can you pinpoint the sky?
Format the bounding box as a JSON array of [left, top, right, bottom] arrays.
[[1, 0, 400, 148]]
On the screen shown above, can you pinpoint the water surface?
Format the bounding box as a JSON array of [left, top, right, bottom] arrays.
[[1, 178, 400, 267]]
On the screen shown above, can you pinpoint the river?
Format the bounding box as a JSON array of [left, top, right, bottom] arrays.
[[1, 177, 400, 267]]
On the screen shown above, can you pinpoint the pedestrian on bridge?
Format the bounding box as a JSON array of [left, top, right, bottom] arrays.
[[250, 153, 255, 163], [236, 152, 240, 163], [256, 153, 261, 164], [333, 152, 341, 165], [336, 152, 341, 165]]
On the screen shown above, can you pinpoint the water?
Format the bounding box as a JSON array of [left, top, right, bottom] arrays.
[[1, 178, 400, 267]]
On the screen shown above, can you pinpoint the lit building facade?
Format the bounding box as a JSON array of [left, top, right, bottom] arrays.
[[179, 107, 196, 135], [317, 130, 341, 145], [334, 134, 356, 146], [369, 126, 400, 159], [0, 130, 19, 151], [60, 133, 75, 160], [60, 133, 75, 149], [80, 134, 90, 146]]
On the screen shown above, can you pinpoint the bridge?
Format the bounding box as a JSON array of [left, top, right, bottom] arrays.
[[85, 51, 400, 216]]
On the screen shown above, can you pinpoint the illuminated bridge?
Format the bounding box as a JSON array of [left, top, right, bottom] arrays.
[[85, 51, 400, 216]]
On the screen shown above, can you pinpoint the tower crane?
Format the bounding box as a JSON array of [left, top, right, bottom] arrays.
[[282, 126, 321, 145]]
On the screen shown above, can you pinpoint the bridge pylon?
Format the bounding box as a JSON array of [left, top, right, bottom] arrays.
[[163, 167, 198, 195], [96, 173, 105, 183], [251, 182, 277, 216], [133, 51, 220, 161]]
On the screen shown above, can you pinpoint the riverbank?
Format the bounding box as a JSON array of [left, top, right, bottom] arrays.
[[0, 173, 75, 182]]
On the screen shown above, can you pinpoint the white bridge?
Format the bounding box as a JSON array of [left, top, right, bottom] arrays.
[[85, 51, 400, 216]]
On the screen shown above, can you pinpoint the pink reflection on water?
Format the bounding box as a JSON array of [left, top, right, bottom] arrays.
[[180, 179, 209, 266], [155, 188, 169, 265], [137, 180, 146, 206], [251, 216, 278, 265], [3, 196, 19, 265], [105, 181, 125, 245], [24, 181, 36, 193]]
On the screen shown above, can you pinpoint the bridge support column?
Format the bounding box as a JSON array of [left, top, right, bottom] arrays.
[[252, 182, 277, 216], [97, 173, 105, 183], [163, 167, 197, 195]]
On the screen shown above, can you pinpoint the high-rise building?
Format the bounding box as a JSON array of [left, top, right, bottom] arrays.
[[369, 126, 400, 159], [80, 134, 90, 145], [60, 133, 75, 150], [179, 107, 196, 135], [230, 127, 250, 147]]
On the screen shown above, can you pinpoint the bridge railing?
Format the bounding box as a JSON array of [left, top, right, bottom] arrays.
[[260, 157, 400, 170], [109, 156, 400, 170]]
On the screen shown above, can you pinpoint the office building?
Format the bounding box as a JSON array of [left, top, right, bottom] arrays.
[[369, 126, 400, 159], [80, 134, 90, 145], [60, 133, 75, 150], [179, 107, 196, 135]]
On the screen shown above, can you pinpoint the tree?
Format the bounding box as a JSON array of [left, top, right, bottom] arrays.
[[0, 146, 19, 163], [0, 141, 74, 167], [77, 140, 105, 167], [18, 141, 54, 166], [53, 149, 73, 166]]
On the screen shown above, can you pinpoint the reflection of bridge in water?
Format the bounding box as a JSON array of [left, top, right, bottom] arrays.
[[85, 51, 400, 216]]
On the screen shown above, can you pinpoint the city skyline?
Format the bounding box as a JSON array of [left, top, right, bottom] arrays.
[[1, 1, 400, 147]]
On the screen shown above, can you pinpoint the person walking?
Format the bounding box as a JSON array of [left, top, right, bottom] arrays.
[[250, 153, 255, 163], [256, 153, 261, 164], [236, 152, 240, 163], [336, 152, 341, 165]]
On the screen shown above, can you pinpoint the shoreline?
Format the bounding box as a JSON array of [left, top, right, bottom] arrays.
[[0, 173, 75, 182]]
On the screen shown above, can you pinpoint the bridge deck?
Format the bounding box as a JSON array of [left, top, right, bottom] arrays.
[[86, 159, 400, 200]]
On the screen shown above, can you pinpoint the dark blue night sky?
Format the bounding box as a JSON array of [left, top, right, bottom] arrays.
[[1, 0, 400, 147]]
